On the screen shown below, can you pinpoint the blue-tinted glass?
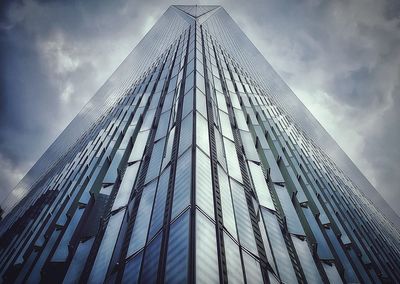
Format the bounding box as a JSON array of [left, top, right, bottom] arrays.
[[179, 112, 193, 155], [127, 181, 157, 257], [140, 233, 162, 284], [171, 150, 192, 219], [260, 208, 297, 283], [88, 209, 125, 283], [112, 162, 140, 211], [165, 210, 190, 284], [64, 238, 94, 283], [122, 252, 143, 284], [148, 167, 170, 239]]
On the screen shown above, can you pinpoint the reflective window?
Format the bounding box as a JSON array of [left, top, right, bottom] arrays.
[[247, 161, 275, 211], [242, 251, 264, 284], [64, 238, 94, 283], [261, 208, 297, 283], [129, 130, 150, 163], [219, 111, 234, 140], [140, 232, 162, 283], [230, 179, 257, 254], [218, 166, 237, 237], [88, 209, 125, 283], [195, 210, 219, 284], [224, 233, 245, 283], [146, 137, 166, 182], [148, 167, 170, 239], [223, 138, 242, 183], [165, 210, 190, 284], [171, 150, 192, 219], [112, 162, 140, 211], [127, 181, 157, 257], [195, 148, 214, 218], [196, 113, 210, 155], [179, 112, 193, 155], [122, 252, 143, 284], [292, 235, 323, 283]]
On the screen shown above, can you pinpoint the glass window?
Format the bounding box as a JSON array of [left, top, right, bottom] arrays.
[[155, 111, 171, 140], [263, 149, 284, 183], [52, 207, 84, 262], [196, 113, 210, 155], [127, 181, 157, 257], [129, 130, 150, 163], [179, 112, 193, 156], [122, 251, 143, 284], [302, 207, 333, 260], [196, 89, 207, 118], [195, 210, 219, 284], [242, 251, 264, 284], [230, 179, 257, 254], [195, 148, 214, 219], [182, 90, 193, 118], [292, 235, 323, 283], [112, 162, 140, 211], [223, 138, 242, 183], [165, 210, 190, 284], [218, 166, 237, 238], [247, 161, 275, 211], [146, 138, 166, 183], [103, 149, 124, 185], [64, 238, 94, 283], [140, 232, 162, 283], [219, 111, 234, 140], [240, 130, 259, 162], [88, 209, 125, 283], [148, 167, 170, 239], [162, 127, 175, 170], [184, 72, 194, 94], [260, 208, 297, 283], [275, 185, 304, 236], [171, 150, 192, 219], [224, 233, 245, 284], [142, 109, 156, 131]]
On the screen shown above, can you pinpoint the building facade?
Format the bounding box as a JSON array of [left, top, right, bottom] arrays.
[[0, 5, 399, 283]]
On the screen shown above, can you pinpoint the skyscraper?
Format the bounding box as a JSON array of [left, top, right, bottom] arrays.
[[0, 4, 399, 283]]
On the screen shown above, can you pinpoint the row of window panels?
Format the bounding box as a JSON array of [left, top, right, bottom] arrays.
[[208, 38, 398, 282], [0, 37, 184, 282]]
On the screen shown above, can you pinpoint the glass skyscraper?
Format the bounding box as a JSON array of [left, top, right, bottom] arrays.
[[0, 5, 399, 283]]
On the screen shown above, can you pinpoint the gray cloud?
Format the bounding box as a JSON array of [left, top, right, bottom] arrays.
[[0, 0, 399, 220]]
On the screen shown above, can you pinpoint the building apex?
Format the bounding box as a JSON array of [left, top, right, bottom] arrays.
[[172, 5, 220, 18]]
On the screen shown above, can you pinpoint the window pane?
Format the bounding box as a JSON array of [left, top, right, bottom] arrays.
[[165, 210, 190, 284], [179, 112, 193, 155], [195, 149, 214, 219], [88, 209, 125, 283], [218, 166, 237, 238], [224, 233, 245, 284], [113, 162, 140, 211], [148, 167, 170, 239], [122, 252, 143, 284], [140, 233, 163, 284], [195, 211, 219, 284], [171, 150, 192, 219], [127, 181, 157, 257], [230, 179, 257, 254], [242, 251, 263, 284], [196, 113, 210, 155]]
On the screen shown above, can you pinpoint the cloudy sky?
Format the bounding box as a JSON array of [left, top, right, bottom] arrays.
[[0, 0, 399, 222]]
